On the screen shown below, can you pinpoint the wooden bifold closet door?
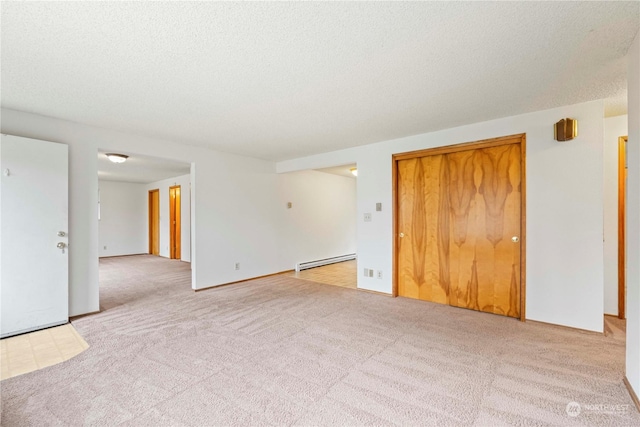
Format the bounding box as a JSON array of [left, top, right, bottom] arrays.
[[396, 136, 524, 319]]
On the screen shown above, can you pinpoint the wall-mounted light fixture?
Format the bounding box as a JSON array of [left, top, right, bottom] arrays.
[[105, 153, 129, 163], [350, 168, 358, 176], [554, 118, 578, 142]]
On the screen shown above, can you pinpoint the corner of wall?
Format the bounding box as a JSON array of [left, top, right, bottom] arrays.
[[625, 29, 640, 396]]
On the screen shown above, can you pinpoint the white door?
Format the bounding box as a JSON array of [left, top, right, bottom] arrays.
[[1, 134, 69, 338]]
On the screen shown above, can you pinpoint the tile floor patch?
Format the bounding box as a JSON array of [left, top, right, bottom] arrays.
[[1, 323, 89, 380]]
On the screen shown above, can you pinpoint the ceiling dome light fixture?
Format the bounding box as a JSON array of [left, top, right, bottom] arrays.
[[350, 168, 358, 177], [106, 153, 129, 163]]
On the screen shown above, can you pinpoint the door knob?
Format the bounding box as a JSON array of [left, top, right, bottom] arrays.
[[399, 233, 405, 238], [511, 236, 519, 243], [57, 242, 67, 254]]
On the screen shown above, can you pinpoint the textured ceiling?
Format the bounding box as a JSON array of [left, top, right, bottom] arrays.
[[98, 151, 190, 184], [2, 2, 638, 161]]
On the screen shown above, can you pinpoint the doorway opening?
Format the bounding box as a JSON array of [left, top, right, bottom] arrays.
[[618, 136, 628, 320], [97, 150, 193, 311], [279, 164, 358, 289], [393, 134, 526, 320], [169, 185, 181, 259]]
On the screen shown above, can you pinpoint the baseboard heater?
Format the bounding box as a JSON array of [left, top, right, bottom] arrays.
[[295, 253, 356, 272]]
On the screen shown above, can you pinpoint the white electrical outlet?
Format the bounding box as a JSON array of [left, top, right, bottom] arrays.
[[235, 262, 240, 270], [364, 213, 372, 222], [377, 270, 383, 279]]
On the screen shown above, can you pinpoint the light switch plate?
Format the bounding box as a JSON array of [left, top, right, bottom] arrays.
[[376, 203, 382, 212]]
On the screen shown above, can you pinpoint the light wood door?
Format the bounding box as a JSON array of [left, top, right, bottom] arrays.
[[397, 138, 523, 318], [618, 136, 627, 319], [169, 185, 181, 260], [148, 189, 160, 255]]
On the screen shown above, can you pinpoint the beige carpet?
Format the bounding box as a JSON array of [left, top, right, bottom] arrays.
[[1, 255, 637, 426]]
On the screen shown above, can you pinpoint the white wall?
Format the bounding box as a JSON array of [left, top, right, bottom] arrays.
[[277, 170, 356, 270], [145, 174, 191, 262], [626, 31, 640, 397], [603, 115, 628, 316], [278, 100, 606, 332], [0, 100, 614, 334], [0, 113, 101, 317], [1, 108, 281, 315], [98, 180, 147, 257]]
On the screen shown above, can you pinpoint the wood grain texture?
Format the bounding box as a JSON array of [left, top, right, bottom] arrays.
[[392, 157, 399, 297], [618, 136, 627, 320], [148, 189, 160, 256], [176, 187, 181, 260], [169, 188, 175, 258], [393, 134, 524, 161], [169, 186, 181, 260], [397, 140, 522, 318], [519, 135, 527, 322]]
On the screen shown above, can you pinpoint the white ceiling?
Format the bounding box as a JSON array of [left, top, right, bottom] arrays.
[[98, 151, 190, 184], [314, 164, 357, 179], [2, 2, 638, 162]]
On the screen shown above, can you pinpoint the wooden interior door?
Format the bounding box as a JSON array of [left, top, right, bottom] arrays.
[[148, 189, 160, 255], [169, 185, 181, 260], [618, 136, 628, 319], [396, 135, 524, 319]]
